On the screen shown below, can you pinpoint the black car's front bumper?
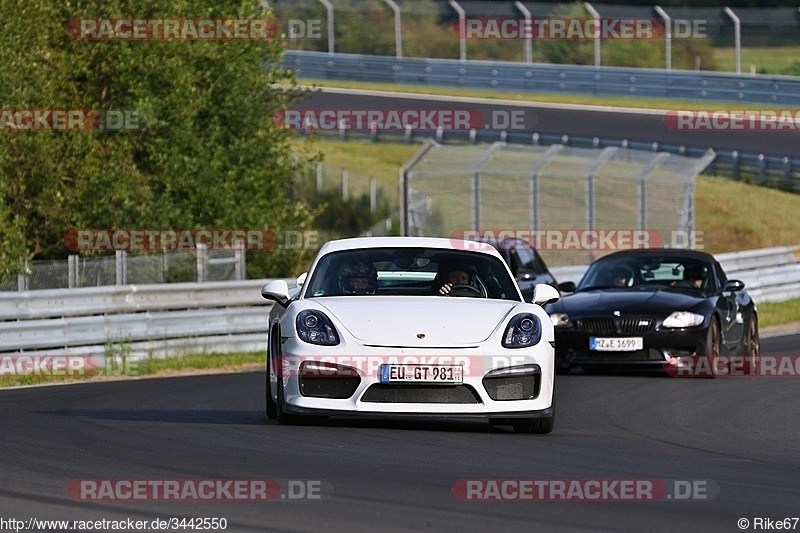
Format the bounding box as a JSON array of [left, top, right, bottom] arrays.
[[555, 326, 710, 372]]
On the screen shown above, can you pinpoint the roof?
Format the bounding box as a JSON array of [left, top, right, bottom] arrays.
[[594, 248, 716, 263], [319, 236, 500, 257]]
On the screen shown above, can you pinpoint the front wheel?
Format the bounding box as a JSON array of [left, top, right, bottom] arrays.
[[704, 318, 723, 378], [265, 354, 277, 419], [745, 316, 760, 375]]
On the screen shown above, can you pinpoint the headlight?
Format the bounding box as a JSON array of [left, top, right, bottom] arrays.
[[662, 311, 705, 328], [296, 310, 340, 346], [502, 313, 542, 349], [549, 312, 573, 329]]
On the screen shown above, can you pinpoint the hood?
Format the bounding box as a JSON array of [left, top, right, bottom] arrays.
[[551, 288, 707, 317], [314, 296, 519, 347]]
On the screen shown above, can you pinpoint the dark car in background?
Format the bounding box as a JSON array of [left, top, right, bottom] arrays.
[[480, 237, 558, 302], [545, 249, 759, 376]]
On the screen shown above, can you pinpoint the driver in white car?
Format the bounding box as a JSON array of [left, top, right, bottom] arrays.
[[438, 269, 471, 295], [338, 262, 378, 295]]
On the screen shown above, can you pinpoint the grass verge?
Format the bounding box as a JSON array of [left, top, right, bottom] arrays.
[[757, 298, 800, 330], [0, 351, 265, 389]]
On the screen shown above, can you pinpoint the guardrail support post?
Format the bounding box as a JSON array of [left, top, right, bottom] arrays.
[[115, 250, 127, 286], [758, 154, 767, 185], [370, 177, 377, 213], [342, 169, 349, 201], [316, 162, 323, 194], [731, 150, 740, 181]]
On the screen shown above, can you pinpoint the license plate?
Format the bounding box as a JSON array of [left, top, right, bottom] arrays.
[[590, 337, 643, 351], [379, 365, 463, 384]]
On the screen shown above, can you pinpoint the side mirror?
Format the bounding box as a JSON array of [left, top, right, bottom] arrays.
[[557, 281, 576, 294], [723, 279, 745, 292], [296, 272, 308, 287], [261, 279, 291, 307], [533, 283, 560, 306]]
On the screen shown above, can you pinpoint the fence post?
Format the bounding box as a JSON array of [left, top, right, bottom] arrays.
[[731, 150, 740, 181], [342, 169, 349, 201], [196, 243, 207, 283], [68, 255, 77, 289], [234, 241, 245, 281], [783, 156, 792, 189], [758, 153, 766, 185], [17, 260, 29, 292], [316, 162, 323, 194], [655, 6, 671, 71], [115, 250, 127, 285], [370, 177, 377, 213]]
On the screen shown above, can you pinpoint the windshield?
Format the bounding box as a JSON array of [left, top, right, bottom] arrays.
[[578, 256, 711, 293], [304, 247, 520, 301]]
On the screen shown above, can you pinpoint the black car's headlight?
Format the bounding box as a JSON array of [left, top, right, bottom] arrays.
[[549, 312, 573, 329], [502, 313, 542, 349], [296, 310, 340, 346], [662, 311, 705, 328]]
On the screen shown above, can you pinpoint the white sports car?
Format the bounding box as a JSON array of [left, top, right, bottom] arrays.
[[261, 237, 560, 433]]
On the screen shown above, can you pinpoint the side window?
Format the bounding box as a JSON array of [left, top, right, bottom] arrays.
[[714, 262, 727, 290], [515, 246, 537, 272]]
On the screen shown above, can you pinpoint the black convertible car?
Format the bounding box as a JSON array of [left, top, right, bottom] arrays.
[[546, 249, 759, 376]]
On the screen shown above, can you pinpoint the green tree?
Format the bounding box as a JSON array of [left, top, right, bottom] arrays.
[[0, 0, 313, 278]]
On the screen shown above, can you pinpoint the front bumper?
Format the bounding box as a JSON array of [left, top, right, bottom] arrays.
[[554, 326, 709, 370], [274, 338, 555, 416]]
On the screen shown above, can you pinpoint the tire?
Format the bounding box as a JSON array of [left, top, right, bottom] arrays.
[[494, 384, 555, 434], [265, 354, 277, 420], [705, 318, 723, 378], [276, 376, 302, 426], [745, 315, 760, 375], [531, 390, 555, 434]]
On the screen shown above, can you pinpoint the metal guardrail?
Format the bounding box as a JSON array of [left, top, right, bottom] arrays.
[[0, 280, 278, 362], [0, 245, 797, 370], [550, 244, 800, 304], [284, 50, 800, 106]]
